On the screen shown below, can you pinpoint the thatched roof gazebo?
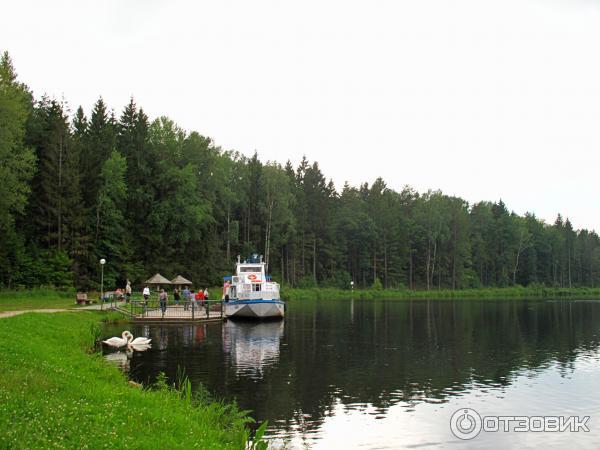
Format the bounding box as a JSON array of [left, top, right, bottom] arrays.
[[171, 275, 192, 288], [145, 273, 172, 290]]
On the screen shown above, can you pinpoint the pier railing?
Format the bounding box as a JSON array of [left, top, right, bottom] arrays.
[[124, 299, 224, 321]]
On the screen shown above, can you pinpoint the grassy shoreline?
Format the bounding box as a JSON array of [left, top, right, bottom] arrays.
[[282, 285, 600, 301], [2, 285, 600, 313], [0, 311, 258, 449]]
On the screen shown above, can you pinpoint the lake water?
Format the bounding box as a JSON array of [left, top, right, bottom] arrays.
[[103, 298, 600, 449]]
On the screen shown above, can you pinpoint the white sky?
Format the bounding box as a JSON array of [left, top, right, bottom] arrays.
[[3, 0, 600, 230]]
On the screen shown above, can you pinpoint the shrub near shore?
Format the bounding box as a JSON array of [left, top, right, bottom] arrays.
[[0, 312, 257, 449]]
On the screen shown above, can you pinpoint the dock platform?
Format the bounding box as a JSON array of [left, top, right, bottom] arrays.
[[112, 300, 225, 323]]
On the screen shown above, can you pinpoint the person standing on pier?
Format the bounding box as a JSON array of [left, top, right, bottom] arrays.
[[159, 289, 168, 314], [125, 280, 132, 303], [195, 289, 204, 308], [182, 286, 190, 310], [204, 288, 209, 303], [143, 286, 150, 302], [189, 290, 196, 311], [173, 287, 181, 306]]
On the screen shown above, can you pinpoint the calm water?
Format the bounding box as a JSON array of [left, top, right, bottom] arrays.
[[103, 298, 600, 449]]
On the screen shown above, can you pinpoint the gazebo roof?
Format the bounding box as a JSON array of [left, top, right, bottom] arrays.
[[171, 275, 192, 285], [145, 273, 172, 285]]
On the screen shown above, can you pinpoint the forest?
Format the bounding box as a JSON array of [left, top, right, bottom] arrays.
[[1, 51, 599, 291]]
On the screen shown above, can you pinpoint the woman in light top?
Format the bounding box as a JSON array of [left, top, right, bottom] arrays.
[[125, 280, 132, 303]]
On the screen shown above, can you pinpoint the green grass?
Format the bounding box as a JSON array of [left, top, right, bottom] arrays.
[[0, 288, 81, 312], [0, 312, 258, 449], [282, 285, 600, 301]]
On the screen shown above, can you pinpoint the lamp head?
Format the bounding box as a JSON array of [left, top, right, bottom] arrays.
[[100, 258, 106, 265]]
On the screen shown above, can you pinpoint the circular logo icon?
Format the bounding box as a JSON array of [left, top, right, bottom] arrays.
[[450, 408, 482, 440]]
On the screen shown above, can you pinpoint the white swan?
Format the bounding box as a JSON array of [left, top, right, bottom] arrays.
[[125, 331, 152, 346], [102, 331, 129, 348], [129, 343, 151, 352]]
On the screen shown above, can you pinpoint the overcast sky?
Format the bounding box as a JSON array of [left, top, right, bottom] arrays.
[[3, 0, 600, 230]]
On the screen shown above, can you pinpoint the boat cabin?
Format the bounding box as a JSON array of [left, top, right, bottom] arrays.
[[223, 254, 280, 301]]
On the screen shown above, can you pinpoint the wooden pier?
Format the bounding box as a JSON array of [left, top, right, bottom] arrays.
[[112, 300, 225, 323]]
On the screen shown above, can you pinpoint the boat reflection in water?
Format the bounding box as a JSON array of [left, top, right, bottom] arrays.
[[222, 320, 284, 378]]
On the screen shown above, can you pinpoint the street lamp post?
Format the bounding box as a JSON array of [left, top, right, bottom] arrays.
[[100, 258, 106, 310], [350, 280, 354, 298]]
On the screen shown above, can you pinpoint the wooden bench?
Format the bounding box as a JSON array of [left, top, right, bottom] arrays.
[[76, 293, 91, 305]]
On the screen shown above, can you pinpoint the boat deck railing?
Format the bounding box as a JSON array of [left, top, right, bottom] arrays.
[[116, 299, 224, 322]]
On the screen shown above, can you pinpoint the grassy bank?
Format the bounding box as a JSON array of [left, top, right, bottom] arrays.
[[0, 288, 79, 312], [282, 285, 600, 301], [0, 312, 258, 449]]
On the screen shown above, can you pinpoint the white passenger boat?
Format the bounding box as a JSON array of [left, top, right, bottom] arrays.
[[222, 255, 284, 319]]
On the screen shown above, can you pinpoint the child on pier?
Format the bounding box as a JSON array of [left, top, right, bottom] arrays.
[[182, 286, 191, 310], [195, 289, 205, 307], [187, 290, 195, 311]]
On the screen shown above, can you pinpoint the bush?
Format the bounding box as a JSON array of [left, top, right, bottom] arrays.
[[297, 276, 317, 289], [321, 270, 352, 290], [462, 269, 481, 289], [371, 278, 383, 290], [11, 251, 73, 289]]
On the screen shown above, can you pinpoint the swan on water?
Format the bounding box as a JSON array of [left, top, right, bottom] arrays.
[[129, 343, 151, 352], [102, 331, 129, 348], [124, 331, 152, 346]]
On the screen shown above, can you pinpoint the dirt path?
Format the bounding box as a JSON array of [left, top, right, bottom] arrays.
[[0, 308, 70, 319]]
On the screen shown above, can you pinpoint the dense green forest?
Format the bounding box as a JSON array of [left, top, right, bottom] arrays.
[[1, 51, 599, 291]]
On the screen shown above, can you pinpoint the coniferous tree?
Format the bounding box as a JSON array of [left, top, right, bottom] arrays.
[[25, 98, 72, 250], [95, 150, 128, 287], [82, 97, 115, 208]]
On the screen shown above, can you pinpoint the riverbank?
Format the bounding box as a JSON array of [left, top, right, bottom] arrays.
[[282, 285, 600, 301], [0, 312, 258, 449]]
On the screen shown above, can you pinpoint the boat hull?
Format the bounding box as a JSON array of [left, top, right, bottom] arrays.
[[224, 300, 285, 319]]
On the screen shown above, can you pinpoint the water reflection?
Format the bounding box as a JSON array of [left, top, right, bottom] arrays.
[[104, 349, 132, 371], [222, 321, 284, 378], [104, 345, 151, 371], [103, 299, 600, 449]]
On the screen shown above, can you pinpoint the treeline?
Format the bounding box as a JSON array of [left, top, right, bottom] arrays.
[[1, 51, 600, 291]]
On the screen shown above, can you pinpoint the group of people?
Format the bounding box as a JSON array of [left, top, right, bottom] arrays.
[[140, 285, 210, 314], [178, 287, 210, 311], [114, 280, 133, 302]]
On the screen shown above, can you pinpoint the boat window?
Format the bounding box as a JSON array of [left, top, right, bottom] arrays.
[[253, 284, 261, 292], [240, 266, 261, 272]]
